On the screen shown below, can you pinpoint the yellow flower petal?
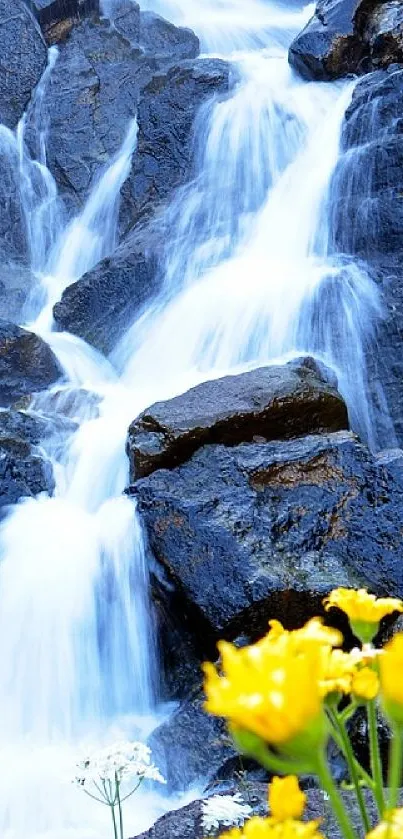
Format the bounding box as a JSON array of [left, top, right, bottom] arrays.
[[203, 630, 325, 750], [219, 816, 324, 839], [379, 634, 403, 724], [269, 776, 306, 821], [366, 808, 403, 839], [351, 667, 379, 701]]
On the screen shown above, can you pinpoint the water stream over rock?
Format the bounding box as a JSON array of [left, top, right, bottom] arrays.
[[0, 1, 395, 837]]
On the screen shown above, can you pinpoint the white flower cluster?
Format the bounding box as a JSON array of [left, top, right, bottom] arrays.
[[74, 740, 165, 787], [201, 793, 252, 834]]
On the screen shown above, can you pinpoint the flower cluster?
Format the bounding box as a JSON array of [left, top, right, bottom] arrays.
[[202, 793, 252, 833], [203, 588, 403, 839], [74, 740, 165, 787]]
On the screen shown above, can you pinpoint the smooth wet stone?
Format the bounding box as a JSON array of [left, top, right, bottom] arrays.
[[0, 0, 47, 128], [128, 358, 348, 480], [0, 321, 62, 406], [288, 0, 403, 81], [134, 431, 403, 641]]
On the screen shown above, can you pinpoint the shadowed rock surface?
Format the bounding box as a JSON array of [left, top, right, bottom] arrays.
[[329, 66, 403, 444], [128, 358, 349, 479], [0, 321, 62, 406], [0, 409, 55, 514], [0, 1, 47, 128], [134, 431, 403, 640], [289, 0, 403, 81]]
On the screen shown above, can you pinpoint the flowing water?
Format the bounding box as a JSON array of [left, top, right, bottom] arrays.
[[0, 1, 393, 837]]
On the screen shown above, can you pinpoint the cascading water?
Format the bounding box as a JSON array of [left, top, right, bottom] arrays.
[[0, 1, 394, 838]]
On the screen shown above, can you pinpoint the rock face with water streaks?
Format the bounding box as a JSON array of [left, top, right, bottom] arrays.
[[27, 0, 99, 42], [0, 0, 47, 129], [27, 6, 227, 231], [0, 321, 62, 406], [329, 66, 403, 444], [0, 410, 55, 514], [289, 0, 403, 81], [134, 431, 403, 642], [128, 358, 349, 480]]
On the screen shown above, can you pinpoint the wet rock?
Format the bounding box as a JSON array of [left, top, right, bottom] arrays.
[[288, 0, 403, 81], [0, 321, 62, 406], [52, 230, 160, 354], [0, 409, 55, 514], [134, 431, 403, 641], [128, 358, 348, 480], [30, 10, 224, 239], [148, 692, 238, 792], [123, 59, 230, 232], [329, 67, 403, 444], [0, 1, 47, 129], [26, 0, 99, 43]]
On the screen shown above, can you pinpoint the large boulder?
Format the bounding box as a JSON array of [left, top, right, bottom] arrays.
[[328, 67, 403, 444], [128, 358, 349, 480], [0, 1, 47, 129], [288, 0, 403, 81], [52, 230, 159, 354], [0, 409, 55, 513], [134, 431, 403, 642], [0, 321, 62, 406]]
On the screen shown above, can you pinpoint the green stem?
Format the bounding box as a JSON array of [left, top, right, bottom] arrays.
[[327, 712, 375, 790], [339, 702, 359, 726], [116, 779, 124, 839], [110, 804, 118, 839], [315, 749, 358, 839], [367, 700, 385, 816], [328, 708, 371, 833], [388, 726, 403, 811]]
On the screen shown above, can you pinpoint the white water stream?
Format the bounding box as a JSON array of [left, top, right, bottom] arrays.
[[0, 1, 392, 837]]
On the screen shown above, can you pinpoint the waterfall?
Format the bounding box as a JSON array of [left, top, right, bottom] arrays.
[[0, 1, 392, 837]]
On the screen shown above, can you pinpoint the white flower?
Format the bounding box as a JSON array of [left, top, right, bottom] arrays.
[[74, 740, 165, 789], [201, 794, 252, 834]]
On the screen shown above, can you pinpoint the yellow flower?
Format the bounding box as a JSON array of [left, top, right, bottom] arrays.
[[323, 588, 403, 643], [269, 776, 306, 821], [219, 816, 324, 839], [379, 633, 403, 725], [203, 634, 326, 753], [319, 648, 355, 696], [266, 618, 342, 650], [366, 808, 403, 839], [351, 667, 379, 701]]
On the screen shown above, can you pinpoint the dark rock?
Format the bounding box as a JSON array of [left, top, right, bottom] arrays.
[[151, 568, 205, 700], [328, 67, 403, 445], [148, 692, 238, 792], [128, 358, 348, 480], [0, 1, 47, 129], [134, 431, 403, 641], [288, 0, 403, 81], [26, 0, 99, 43], [0, 321, 62, 406], [52, 230, 160, 354], [139, 12, 199, 61], [123, 58, 230, 232], [0, 408, 55, 514], [29, 10, 224, 239]]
